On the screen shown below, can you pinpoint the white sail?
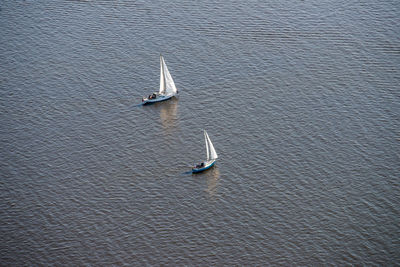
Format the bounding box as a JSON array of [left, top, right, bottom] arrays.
[[159, 55, 177, 96], [205, 130, 218, 160], [204, 130, 210, 161], [159, 55, 165, 94]]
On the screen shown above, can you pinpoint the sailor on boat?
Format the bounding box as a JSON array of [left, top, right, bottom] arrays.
[[194, 162, 205, 169], [142, 93, 158, 102]]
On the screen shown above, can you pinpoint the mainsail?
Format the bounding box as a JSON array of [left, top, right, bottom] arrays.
[[159, 55, 165, 94], [204, 130, 218, 161], [159, 55, 177, 96], [204, 130, 210, 161]]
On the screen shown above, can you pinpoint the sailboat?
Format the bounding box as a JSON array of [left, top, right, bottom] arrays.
[[192, 130, 218, 173], [142, 54, 178, 105]]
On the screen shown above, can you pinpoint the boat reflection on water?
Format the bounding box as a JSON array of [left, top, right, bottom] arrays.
[[158, 98, 179, 135], [205, 167, 220, 199]]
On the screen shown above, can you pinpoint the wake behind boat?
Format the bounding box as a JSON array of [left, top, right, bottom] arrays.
[[192, 130, 218, 173], [142, 55, 178, 105]]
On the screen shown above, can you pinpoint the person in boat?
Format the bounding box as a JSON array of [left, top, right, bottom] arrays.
[[195, 162, 205, 169], [143, 93, 156, 101]]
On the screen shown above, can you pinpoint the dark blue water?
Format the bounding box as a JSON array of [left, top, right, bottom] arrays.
[[1, 0, 399, 265]]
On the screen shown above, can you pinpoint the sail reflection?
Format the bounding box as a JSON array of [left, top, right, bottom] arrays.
[[205, 167, 220, 199], [158, 98, 179, 134]]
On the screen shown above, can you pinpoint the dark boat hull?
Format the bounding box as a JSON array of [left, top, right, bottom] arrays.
[[142, 94, 173, 105], [192, 160, 216, 173]]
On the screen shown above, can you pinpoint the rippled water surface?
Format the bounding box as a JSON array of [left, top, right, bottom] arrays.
[[1, 0, 399, 265]]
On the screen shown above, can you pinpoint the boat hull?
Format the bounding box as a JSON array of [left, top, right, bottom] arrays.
[[142, 94, 174, 105], [192, 160, 216, 173]]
